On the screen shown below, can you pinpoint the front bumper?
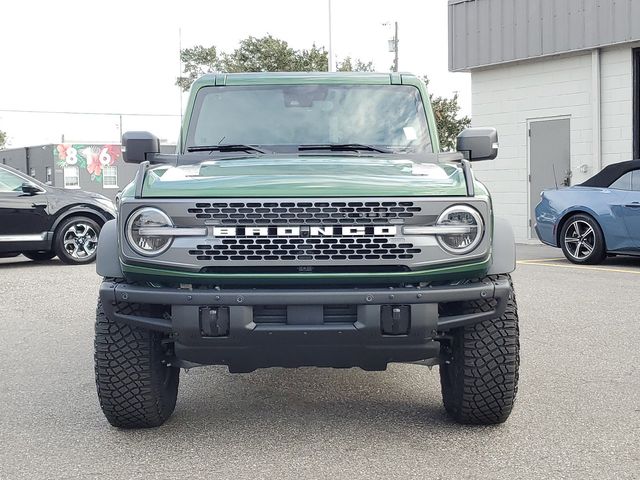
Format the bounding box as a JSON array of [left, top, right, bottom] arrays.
[[99, 277, 511, 372]]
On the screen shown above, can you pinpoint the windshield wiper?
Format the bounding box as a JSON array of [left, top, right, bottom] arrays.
[[298, 143, 392, 154], [187, 144, 267, 154]]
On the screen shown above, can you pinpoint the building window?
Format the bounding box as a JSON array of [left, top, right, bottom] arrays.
[[63, 165, 80, 189], [102, 165, 118, 188], [30, 168, 36, 177], [46, 167, 52, 184]]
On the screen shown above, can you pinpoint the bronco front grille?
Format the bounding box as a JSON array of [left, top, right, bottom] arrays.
[[188, 237, 420, 262], [187, 201, 422, 225]]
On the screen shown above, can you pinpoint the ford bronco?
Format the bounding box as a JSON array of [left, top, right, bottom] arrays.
[[94, 72, 519, 428]]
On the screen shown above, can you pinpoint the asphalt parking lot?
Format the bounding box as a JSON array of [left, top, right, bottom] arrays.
[[1, 244, 639, 480]]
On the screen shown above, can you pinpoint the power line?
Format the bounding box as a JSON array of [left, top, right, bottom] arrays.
[[0, 109, 181, 117]]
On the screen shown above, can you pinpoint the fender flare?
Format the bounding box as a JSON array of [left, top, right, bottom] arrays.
[[51, 206, 111, 233], [487, 216, 516, 275], [96, 219, 123, 278]]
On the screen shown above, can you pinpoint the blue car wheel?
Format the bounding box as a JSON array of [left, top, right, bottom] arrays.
[[559, 214, 607, 265]]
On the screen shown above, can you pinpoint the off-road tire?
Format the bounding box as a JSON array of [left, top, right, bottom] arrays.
[[94, 298, 179, 428], [559, 213, 607, 265], [23, 251, 56, 261], [439, 274, 519, 425]]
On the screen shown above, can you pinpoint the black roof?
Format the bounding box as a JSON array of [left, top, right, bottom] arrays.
[[580, 160, 640, 188]]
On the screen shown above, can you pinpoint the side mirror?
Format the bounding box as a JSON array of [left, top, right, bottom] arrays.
[[456, 127, 498, 161], [122, 131, 160, 164], [21, 182, 41, 195]]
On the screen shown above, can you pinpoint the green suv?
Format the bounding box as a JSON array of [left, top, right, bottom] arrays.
[[94, 72, 519, 428]]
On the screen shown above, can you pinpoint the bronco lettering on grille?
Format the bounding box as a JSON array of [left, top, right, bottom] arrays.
[[212, 226, 398, 237]]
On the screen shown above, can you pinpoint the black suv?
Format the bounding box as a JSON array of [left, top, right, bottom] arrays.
[[0, 163, 116, 264]]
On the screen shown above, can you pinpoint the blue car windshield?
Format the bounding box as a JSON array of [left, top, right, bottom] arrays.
[[186, 84, 431, 153]]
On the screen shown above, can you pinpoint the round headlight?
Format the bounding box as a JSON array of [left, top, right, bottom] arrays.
[[126, 207, 173, 256], [436, 205, 484, 254]]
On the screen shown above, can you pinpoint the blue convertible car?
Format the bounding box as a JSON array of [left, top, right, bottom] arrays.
[[535, 160, 640, 264]]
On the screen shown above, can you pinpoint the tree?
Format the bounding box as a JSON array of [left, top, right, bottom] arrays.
[[292, 44, 330, 72], [176, 36, 374, 91], [0, 130, 6, 150], [175, 45, 220, 91], [422, 76, 471, 151], [336, 57, 374, 72], [221, 35, 298, 73]]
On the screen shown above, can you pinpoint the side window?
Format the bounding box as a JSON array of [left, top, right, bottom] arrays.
[[63, 166, 80, 189], [631, 170, 640, 192], [0, 168, 26, 193], [609, 172, 632, 190]]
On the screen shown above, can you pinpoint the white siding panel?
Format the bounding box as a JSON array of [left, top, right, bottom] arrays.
[[470, 52, 593, 241], [600, 45, 634, 166], [469, 44, 636, 242]]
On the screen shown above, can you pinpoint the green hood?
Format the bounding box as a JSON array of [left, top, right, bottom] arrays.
[[141, 156, 467, 198]]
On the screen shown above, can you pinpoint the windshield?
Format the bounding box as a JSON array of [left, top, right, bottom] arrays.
[[186, 84, 431, 153]]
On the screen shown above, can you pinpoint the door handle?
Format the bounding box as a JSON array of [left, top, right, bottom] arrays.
[[625, 202, 640, 208], [32, 202, 47, 208]]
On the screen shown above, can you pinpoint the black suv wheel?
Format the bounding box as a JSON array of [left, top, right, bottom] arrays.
[[94, 298, 179, 428], [439, 275, 520, 425], [55, 216, 101, 265]]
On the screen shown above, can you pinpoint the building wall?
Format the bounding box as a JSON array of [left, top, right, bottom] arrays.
[[0, 147, 28, 172], [1, 143, 175, 200], [469, 44, 636, 241], [27, 145, 54, 183], [600, 46, 635, 165], [449, 0, 640, 72]]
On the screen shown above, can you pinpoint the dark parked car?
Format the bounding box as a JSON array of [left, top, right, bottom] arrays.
[[535, 159, 640, 264], [0, 163, 116, 264]]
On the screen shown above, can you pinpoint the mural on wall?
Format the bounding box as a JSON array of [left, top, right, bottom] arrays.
[[54, 144, 121, 182]]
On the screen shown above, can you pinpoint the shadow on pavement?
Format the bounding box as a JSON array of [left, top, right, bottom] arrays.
[[0, 256, 66, 268]]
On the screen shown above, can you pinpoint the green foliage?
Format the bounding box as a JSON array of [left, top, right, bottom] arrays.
[[177, 36, 374, 91], [0, 130, 6, 149], [221, 35, 326, 73], [176, 45, 220, 92], [422, 76, 471, 151], [336, 57, 374, 72]]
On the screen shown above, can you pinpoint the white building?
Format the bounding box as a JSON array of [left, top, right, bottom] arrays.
[[448, 0, 640, 241]]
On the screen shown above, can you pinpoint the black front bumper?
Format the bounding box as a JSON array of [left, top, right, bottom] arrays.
[[99, 278, 511, 372]]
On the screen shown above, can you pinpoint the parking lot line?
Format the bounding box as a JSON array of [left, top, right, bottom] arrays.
[[517, 259, 640, 275], [517, 257, 567, 263]]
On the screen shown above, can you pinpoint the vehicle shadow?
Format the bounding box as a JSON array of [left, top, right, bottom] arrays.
[[150, 365, 501, 437], [603, 255, 640, 268], [0, 256, 66, 268]]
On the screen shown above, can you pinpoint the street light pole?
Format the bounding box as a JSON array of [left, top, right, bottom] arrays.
[[328, 0, 334, 72], [393, 21, 399, 72]]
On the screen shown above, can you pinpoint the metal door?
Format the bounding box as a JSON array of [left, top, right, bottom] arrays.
[[529, 118, 571, 238]]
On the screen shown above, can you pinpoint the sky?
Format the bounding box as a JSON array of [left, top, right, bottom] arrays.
[[0, 0, 471, 148]]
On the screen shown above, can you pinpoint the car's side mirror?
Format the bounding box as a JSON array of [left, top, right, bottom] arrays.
[[122, 131, 160, 164], [21, 182, 41, 195], [456, 127, 498, 161]]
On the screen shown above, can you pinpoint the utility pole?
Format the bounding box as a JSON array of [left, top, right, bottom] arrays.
[[393, 21, 399, 72], [328, 0, 334, 72], [386, 21, 399, 72]]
